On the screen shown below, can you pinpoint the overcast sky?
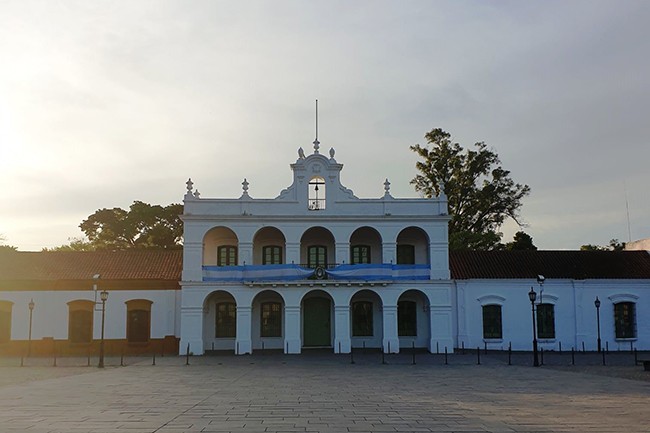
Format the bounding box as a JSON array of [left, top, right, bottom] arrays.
[[1, 0, 649, 251]]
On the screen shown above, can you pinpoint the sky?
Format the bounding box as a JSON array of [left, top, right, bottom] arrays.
[[1, 0, 649, 251]]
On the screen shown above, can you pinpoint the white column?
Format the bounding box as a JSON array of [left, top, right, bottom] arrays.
[[179, 306, 204, 355], [182, 241, 203, 281], [429, 306, 454, 354], [333, 305, 351, 353], [382, 242, 396, 265], [335, 242, 350, 265], [382, 304, 399, 353], [285, 242, 301, 265], [235, 305, 252, 354], [284, 305, 301, 354], [239, 242, 253, 266]]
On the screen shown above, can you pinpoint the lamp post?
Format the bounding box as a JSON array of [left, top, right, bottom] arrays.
[[595, 296, 601, 353], [27, 299, 35, 357], [98, 290, 108, 368], [528, 287, 539, 367]]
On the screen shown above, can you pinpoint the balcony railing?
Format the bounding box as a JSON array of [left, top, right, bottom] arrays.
[[202, 263, 430, 283]]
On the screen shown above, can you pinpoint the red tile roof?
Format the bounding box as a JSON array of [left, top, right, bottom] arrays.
[[450, 250, 650, 279], [0, 250, 182, 281], [1, 249, 649, 282]]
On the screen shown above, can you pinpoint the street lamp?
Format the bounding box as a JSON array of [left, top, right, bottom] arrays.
[[528, 287, 539, 367], [98, 290, 108, 368], [28, 299, 35, 357], [595, 296, 602, 353]]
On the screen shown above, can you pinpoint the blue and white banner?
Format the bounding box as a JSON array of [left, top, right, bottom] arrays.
[[203, 263, 430, 283]]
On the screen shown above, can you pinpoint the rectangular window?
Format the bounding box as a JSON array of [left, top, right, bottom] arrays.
[[351, 245, 371, 265], [307, 246, 327, 268], [262, 246, 282, 265], [69, 310, 93, 344], [217, 245, 237, 266], [398, 301, 417, 336], [396, 244, 415, 265], [536, 304, 555, 339], [127, 310, 151, 343], [261, 302, 282, 337], [352, 301, 373, 336], [614, 302, 636, 339], [215, 302, 237, 338], [482, 305, 502, 339], [0, 311, 11, 343]]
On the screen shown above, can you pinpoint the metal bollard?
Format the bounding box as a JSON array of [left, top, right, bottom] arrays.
[[571, 347, 575, 365], [236, 342, 239, 355], [634, 348, 638, 365], [88, 350, 91, 367], [152, 353, 156, 366], [436, 342, 439, 354], [412, 341, 416, 365], [350, 346, 355, 364], [602, 349, 606, 366], [461, 341, 465, 355], [477, 347, 481, 365], [559, 341, 562, 353], [185, 343, 190, 366], [388, 341, 391, 354], [582, 341, 585, 353], [338, 341, 341, 354], [484, 341, 487, 355], [286, 341, 289, 354], [630, 341, 634, 354], [382, 349, 386, 365], [540, 348, 544, 366], [363, 340, 366, 354], [120, 353, 124, 367], [508, 342, 512, 366], [606, 341, 609, 353], [444, 346, 448, 365], [20, 356, 24, 367]]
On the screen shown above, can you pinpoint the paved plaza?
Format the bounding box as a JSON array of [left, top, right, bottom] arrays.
[[0, 353, 649, 433]]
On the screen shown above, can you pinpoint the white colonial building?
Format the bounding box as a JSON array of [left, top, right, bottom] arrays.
[[179, 142, 453, 355], [1, 142, 650, 358]]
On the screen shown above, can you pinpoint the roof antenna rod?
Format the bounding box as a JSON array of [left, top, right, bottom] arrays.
[[624, 180, 632, 243], [315, 99, 318, 142]]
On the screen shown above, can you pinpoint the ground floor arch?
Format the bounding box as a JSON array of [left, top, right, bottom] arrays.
[[301, 290, 333, 348], [350, 289, 384, 349], [203, 290, 237, 352], [397, 289, 430, 349], [251, 290, 285, 350]]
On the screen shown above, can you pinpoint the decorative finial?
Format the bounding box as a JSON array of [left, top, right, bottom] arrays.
[[329, 147, 335, 159], [313, 139, 320, 154], [186, 178, 194, 193], [437, 181, 446, 197], [384, 178, 391, 194], [242, 178, 249, 194], [193, 189, 201, 198], [298, 147, 305, 159]]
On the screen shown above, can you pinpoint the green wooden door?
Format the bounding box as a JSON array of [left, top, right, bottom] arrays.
[[303, 297, 331, 347]]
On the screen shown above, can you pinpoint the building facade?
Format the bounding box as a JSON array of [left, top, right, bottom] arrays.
[[1, 144, 650, 357]]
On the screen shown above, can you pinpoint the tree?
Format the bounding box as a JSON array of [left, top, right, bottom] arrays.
[[580, 239, 626, 251], [411, 128, 530, 250], [502, 231, 537, 251], [43, 237, 96, 252], [0, 234, 17, 253], [68, 201, 183, 250]]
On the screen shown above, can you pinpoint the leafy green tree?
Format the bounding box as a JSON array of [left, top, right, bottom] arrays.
[[580, 239, 626, 251], [69, 201, 183, 250], [0, 234, 17, 253], [410, 128, 530, 250], [43, 237, 96, 252], [502, 231, 537, 251]]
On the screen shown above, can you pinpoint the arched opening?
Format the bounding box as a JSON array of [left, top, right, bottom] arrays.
[[350, 289, 383, 349], [203, 290, 237, 352], [252, 290, 284, 350], [308, 176, 326, 210], [397, 289, 430, 348], [300, 227, 335, 268], [203, 227, 239, 266], [301, 290, 333, 348], [125, 299, 153, 344], [396, 227, 430, 265], [253, 227, 286, 265], [349, 226, 383, 264], [67, 300, 95, 344]]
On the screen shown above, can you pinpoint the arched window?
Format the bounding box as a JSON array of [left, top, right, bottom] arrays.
[[351, 245, 371, 265], [215, 302, 236, 338], [614, 302, 636, 339], [482, 305, 502, 339], [398, 300, 417, 336], [126, 300, 152, 343], [352, 301, 373, 336], [261, 302, 282, 337], [396, 244, 415, 265], [308, 176, 326, 210], [67, 300, 94, 344], [262, 245, 282, 265], [217, 245, 237, 266], [0, 301, 13, 343]]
